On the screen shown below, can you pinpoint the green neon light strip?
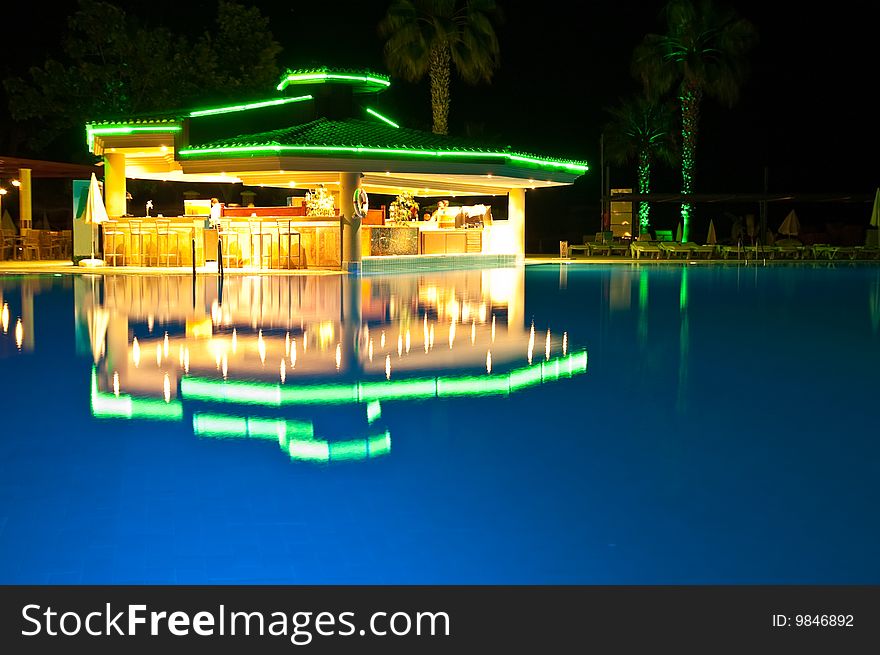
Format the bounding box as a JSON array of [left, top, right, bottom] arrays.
[[367, 400, 382, 424], [178, 144, 588, 172], [88, 125, 182, 136], [192, 412, 390, 463], [277, 72, 390, 92], [90, 369, 183, 421], [188, 95, 312, 117], [365, 107, 400, 128], [180, 350, 588, 407]]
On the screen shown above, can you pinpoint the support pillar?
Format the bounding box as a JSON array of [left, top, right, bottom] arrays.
[[339, 171, 362, 273], [508, 187, 526, 261], [103, 153, 127, 217], [19, 168, 32, 230]]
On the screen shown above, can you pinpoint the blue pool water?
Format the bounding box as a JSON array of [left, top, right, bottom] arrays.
[[1, 263, 879, 584]]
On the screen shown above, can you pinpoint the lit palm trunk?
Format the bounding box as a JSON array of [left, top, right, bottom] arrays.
[[429, 44, 451, 135], [638, 151, 651, 232], [679, 83, 701, 243]]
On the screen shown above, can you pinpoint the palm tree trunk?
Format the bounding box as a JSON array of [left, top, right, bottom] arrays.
[[638, 150, 651, 235], [429, 44, 451, 135], [679, 81, 702, 242]]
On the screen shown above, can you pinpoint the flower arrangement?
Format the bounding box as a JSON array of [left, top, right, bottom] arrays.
[[305, 185, 336, 216], [389, 191, 419, 222]]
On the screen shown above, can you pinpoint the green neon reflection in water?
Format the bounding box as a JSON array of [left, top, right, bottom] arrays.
[[179, 350, 588, 407]]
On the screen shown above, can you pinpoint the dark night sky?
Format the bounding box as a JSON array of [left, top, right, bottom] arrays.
[[3, 1, 878, 235]]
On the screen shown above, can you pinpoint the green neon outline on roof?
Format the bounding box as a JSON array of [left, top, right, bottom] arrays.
[[365, 107, 400, 128], [178, 144, 588, 173], [86, 123, 183, 151], [188, 95, 313, 117], [179, 350, 588, 407], [277, 71, 391, 92]]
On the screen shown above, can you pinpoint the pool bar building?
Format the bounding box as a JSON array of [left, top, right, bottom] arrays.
[[83, 67, 588, 272]]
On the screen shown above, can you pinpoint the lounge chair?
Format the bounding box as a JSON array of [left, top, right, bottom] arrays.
[[659, 242, 694, 259], [689, 244, 716, 259], [631, 241, 662, 259], [854, 246, 880, 260]]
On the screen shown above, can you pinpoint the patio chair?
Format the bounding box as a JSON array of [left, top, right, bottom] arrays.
[[630, 240, 662, 259], [659, 242, 693, 259]]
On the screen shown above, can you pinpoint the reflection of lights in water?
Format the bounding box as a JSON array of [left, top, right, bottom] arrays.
[[492, 314, 496, 342], [471, 320, 476, 344], [369, 339, 374, 361], [147, 314, 154, 332], [232, 328, 237, 354], [385, 354, 391, 379], [303, 331, 307, 351], [380, 331, 385, 348], [113, 371, 120, 397], [405, 329, 411, 353], [15, 318, 23, 350], [290, 339, 297, 368], [364, 324, 369, 346], [478, 303, 487, 323], [423, 315, 429, 352], [179, 345, 184, 368], [545, 329, 551, 360], [258, 329, 266, 364], [211, 300, 220, 323], [335, 343, 342, 370], [280, 358, 286, 383], [449, 320, 456, 348], [155, 343, 162, 366], [462, 303, 470, 322], [486, 350, 492, 374], [429, 324, 435, 349], [318, 321, 334, 348], [163, 332, 169, 358], [163, 374, 171, 403], [563, 332, 568, 355], [1, 303, 8, 333], [221, 353, 228, 379], [527, 322, 535, 365], [184, 347, 190, 373], [285, 332, 290, 356], [397, 334, 402, 357]]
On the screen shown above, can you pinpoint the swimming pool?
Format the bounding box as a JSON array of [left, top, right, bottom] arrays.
[[1, 263, 878, 584]]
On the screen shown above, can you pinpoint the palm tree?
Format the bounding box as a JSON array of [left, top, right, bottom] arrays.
[[603, 96, 677, 235], [632, 0, 756, 241], [379, 0, 501, 135]]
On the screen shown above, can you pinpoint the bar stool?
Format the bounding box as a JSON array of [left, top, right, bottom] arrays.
[[276, 219, 302, 269], [102, 220, 125, 266], [127, 219, 149, 266], [218, 219, 242, 268], [247, 219, 275, 269], [155, 219, 180, 267]]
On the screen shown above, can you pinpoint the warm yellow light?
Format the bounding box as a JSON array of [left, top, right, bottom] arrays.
[[405, 329, 411, 353], [163, 331, 169, 358], [486, 350, 492, 374], [163, 374, 171, 403], [545, 329, 551, 361], [385, 354, 391, 380], [449, 320, 456, 349], [285, 332, 290, 355], [1, 303, 8, 333], [380, 331, 386, 348], [184, 346, 190, 373], [132, 337, 141, 367], [335, 343, 342, 370], [397, 334, 403, 357], [113, 371, 120, 397], [563, 331, 568, 356], [280, 358, 286, 384], [258, 329, 266, 364], [429, 324, 435, 349], [471, 320, 476, 344], [222, 352, 228, 379], [232, 328, 237, 354], [11, 179, 21, 187], [527, 322, 535, 365], [15, 318, 23, 350], [160, 146, 168, 153], [290, 338, 297, 368], [155, 343, 162, 366], [368, 338, 374, 362], [491, 314, 496, 342]]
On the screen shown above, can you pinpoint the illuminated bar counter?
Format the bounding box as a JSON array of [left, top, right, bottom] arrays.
[[103, 214, 341, 268], [360, 223, 483, 256]]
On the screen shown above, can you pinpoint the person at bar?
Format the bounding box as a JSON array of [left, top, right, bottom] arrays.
[[209, 198, 222, 228]]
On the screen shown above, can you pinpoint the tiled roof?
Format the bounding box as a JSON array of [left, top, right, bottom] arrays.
[[183, 118, 588, 169]]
